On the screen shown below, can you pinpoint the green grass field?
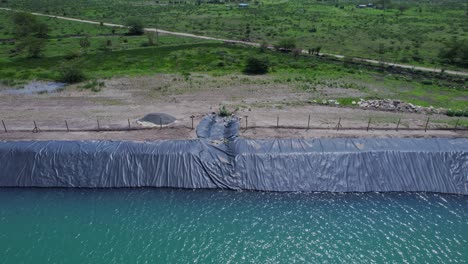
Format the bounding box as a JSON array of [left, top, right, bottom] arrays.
[[1, 0, 467, 69]]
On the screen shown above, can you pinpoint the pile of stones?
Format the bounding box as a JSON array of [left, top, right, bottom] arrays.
[[356, 99, 446, 114]]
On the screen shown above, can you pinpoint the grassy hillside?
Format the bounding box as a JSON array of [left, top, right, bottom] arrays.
[[0, 7, 466, 112], [1, 0, 467, 69]]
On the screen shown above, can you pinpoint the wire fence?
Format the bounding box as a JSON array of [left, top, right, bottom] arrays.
[[0, 115, 467, 134]]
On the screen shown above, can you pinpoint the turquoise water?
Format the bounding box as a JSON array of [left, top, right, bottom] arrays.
[[0, 189, 466, 263]]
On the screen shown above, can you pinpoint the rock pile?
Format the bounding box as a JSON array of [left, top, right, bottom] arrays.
[[356, 99, 445, 114]]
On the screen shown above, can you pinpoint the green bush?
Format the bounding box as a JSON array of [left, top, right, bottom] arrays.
[[446, 109, 468, 117], [218, 105, 231, 117], [274, 38, 296, 51], [59, 62, 85, 83], [126, 18, 145, 36], [243, 57, 269, 75]]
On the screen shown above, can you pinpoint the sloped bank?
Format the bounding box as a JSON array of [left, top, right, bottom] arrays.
[[0, 116, 466, 194]]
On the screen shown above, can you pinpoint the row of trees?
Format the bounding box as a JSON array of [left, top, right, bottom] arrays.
[[10, 13, 146, 58]]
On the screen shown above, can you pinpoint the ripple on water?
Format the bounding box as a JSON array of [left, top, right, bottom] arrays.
[[0, 189, 466, 263]]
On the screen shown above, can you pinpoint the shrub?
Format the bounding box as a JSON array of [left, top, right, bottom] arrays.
[[446, 109, 468, 117], [126, 18, 145, 35], [59, 62, 85, 83], [64, 50, 81, 60], [274, 37, 296, 51], [81, 79, 105, 92], [244, 57, 269, 74], [218, 105, 231, 117]]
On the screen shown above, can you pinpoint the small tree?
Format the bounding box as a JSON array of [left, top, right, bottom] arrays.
[[79, 35, 90, 53], [259, 40, 268, 53], [126, 18, 145, 35], [439, 39, 468, 67], [274, 37, 296, 51], [244, 57, 269, 75], [146, 31, 157, 46], [11, 12, 49, 58]]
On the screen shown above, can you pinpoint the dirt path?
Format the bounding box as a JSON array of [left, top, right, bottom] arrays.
[[2, 7, 467, 77]]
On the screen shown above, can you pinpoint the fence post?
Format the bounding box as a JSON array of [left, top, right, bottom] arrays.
[[367, 118, 371, 132], [160, 117, 162, 129], [454, 119, 459, 131], [97, 119, 100, 131], [277, 116, 279, 128], [424, 117, 430, 132], [128, 119, 131, 129], [32, 121, 40, 133], [190, 115, 195, 130], [307, 114, 310, 129], [2, 120, 6, 133], [65, 120, 69, 132], [396, 118, 401, 131], [335, 117, 342, 131], [244, 116, 248, 130]]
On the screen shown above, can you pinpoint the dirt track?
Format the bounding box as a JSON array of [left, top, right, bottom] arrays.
[[1, 7, 467, 77]]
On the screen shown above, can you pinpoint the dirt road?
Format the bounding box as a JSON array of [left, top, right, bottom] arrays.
[[2, 7, 467, 77]]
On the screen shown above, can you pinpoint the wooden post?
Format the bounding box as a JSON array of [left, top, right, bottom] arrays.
[[65, 120, 69, 132], [128, 119, 131, 129], [454, 119, 460, 132], [396, 118, 401, 131], [424, 117, 430, 132], [97, 119, 100, 131], [160, 117, 162, 129], [1, 120, 6, 133], [32, 121, 40, 133], [277, 116, 279, 128], [244, 116, 248, 129], [307, 114, 310, 129], [335, 118, 342, 131], [190, 115, 195, 130], [367, 118, 371, 132]]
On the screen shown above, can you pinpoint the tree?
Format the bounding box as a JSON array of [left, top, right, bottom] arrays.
[[11, 12, 49, 58], [79, 35, 91, 53], [274, 38, 296, 51], [244, 57, 269, 75], [439, 39, 468, 67], [146, 31, 157, 46], [126, 18, 145, 35], [398, 5, 409, 14]]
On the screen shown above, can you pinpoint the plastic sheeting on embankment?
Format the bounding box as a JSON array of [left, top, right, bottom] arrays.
[[196, 115, 239, 141], [0, 138, 467, 194]]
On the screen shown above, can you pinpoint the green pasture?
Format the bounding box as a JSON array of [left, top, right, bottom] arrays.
[[0, 5, 466, 112], [1, 0, 467, 69]]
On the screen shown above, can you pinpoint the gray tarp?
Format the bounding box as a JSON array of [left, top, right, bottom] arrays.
[[0, 116, 467, 194]]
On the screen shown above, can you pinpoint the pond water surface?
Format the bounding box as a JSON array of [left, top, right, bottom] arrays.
[[0, 189, 466, 263]]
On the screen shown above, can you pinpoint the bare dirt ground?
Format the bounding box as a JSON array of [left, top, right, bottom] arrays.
[[0, 74, 466, 141]]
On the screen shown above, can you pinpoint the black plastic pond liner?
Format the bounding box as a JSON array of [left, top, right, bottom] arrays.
[[138, 113, 176, 125], [0, 116, 467, 194], [196, 114, 239, 140]]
